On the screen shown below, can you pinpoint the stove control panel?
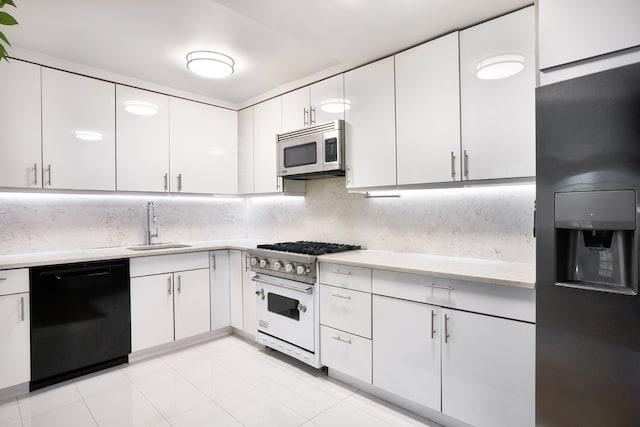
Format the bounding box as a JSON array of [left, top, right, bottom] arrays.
[[248, 253, 317, 284]]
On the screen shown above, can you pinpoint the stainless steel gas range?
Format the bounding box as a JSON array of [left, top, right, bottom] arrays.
[[248, 241, 361, 368]]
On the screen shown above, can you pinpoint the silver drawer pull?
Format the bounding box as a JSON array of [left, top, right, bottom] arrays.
[[423, 283, 453, 291], [332, 270, 352, 276], [332, 336, 352, 344], [0, 277, 7, 281], [331, 293, 351, 300], [20, 296, 25, 322]]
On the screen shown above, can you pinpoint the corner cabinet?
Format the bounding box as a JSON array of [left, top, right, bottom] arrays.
[[169, 98, 238, 195], [0, 269, 30, 390], [116, 85, 170, 193], [253, 97, 283, 193], [210, 250, 231, 331], [238, 107, 255, 194], [459, 6, 536, 181], [42, 68, 116, 191], [344, 57, 396, 189], [0, 60, 42, 189], [229, 250, 257, 337]]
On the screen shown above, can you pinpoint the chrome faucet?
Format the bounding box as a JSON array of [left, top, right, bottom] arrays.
[[146, 201, 159, 245]]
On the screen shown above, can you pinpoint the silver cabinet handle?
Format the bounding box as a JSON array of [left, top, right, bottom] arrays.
[[297, 303, 307, 313], [423, 283, 453, 291], [463, 150, 469, 179], [444, 313, 450, 343], [164, 173, 168, 191], [33, 163, 38, 186], [450, 151, 456, 180], [251, 276, 312, 294], [332, 270, 352, 276], [431, 310, 436, 339], [310, 106, 316, 125], [46, 164, 52, 186], [177, 173, 183, 191], [177, 275, 182, 294], [276, 175, 280, 190], [303, 108, 309, 126], [331, 293, 351, 300], [245, 253, 250, 271], [167, 276, 172, 295], [20, 296, 25, 322], [332, 335, 352, 344], [212, 254, 216, 270], [0, 277, 6, 281]]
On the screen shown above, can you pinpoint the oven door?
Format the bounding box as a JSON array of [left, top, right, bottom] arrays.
[[278, 134, 323, 177], [253, 274, 315, 352]]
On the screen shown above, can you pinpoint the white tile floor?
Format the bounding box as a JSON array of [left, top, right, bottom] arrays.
[[0, 336, 436, 427]]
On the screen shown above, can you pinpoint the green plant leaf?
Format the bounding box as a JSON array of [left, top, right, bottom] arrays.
[[0, 43, 9, 61], [0, 11, 18, 25], [0, 0, 17, 7], [0, 30, 10, 47]]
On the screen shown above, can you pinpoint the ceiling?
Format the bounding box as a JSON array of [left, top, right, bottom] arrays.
[[7, 0, 531, 107]]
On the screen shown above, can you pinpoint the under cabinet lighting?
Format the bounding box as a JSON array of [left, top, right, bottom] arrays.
[[186, 51, 235, 78], [475, 54, 525, 80], [320, 98, 351, 114], [123, 100, 159, 116], [74, 131, 103, 141]]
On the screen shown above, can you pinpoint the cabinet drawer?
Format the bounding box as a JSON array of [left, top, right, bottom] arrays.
[[0, 268, 29, 295], [319, 263, 371, 292], [130, 252, 210, 277], [320, 325, 372, 384], [320, 285, 371, 338], [372, 269, 535, 323]]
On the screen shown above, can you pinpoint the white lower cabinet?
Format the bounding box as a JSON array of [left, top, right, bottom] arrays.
[[130, 274, 175, 351], [229, 250, 257, 337], [320, 325, 372, 384], [0, 269, 30, 390], [173, 269, 211, 340], [373, 295, 441, 410], [210, 250, 231, 331]]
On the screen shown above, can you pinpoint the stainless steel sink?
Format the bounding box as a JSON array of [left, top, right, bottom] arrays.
[[126, 243, 192, 251]]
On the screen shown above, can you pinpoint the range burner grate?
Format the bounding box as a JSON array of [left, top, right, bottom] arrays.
[[257, 241, 361, 256]]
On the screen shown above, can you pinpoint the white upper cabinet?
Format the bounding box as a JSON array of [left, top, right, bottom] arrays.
[[169, 98, 238, 194], [344, 57, 396, 189], [395, 32, 461, 185], [0, 61, 42, 189], [253, 96, 282, 193], [116, 85, 170, 192], [460, 6, 536, 181], [281, 87, 310, 132], [238, 107, 255, 194], [42, 68, 116, 191], [539, 0, 640, 70], [281, 75, 345, 133]]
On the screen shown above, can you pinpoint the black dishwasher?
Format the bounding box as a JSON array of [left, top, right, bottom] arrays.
[[30, 259, 131, 390]]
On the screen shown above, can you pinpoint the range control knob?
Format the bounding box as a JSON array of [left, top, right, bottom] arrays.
[[285, 263, 294, 273], [250, 257, 258, 267], [259, 259, 268, 268], [296, 265, 307, 275], [273, 261, 283, 271]]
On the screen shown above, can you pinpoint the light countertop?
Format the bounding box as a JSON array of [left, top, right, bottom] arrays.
[[318, 250, 535, 289]]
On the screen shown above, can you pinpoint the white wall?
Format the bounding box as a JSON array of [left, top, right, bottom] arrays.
[[0, 178, 535, 263]]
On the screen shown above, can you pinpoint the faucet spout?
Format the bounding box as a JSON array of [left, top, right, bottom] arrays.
[[146, 201, 159, 245]]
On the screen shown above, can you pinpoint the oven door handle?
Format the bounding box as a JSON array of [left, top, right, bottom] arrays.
[[252, 276, 313, 294]]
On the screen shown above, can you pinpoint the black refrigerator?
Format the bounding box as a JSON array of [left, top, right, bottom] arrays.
[[536, 62, 640, 426]]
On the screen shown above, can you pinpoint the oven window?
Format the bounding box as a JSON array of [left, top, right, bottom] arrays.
[[284, 142, 317, 168], [267, 293, 300, 321]]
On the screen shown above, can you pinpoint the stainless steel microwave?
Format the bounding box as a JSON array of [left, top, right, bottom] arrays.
[[277, 120, 344, 179]]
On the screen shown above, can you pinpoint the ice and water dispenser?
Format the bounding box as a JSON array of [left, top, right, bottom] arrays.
[[554, 190, 637, 295]]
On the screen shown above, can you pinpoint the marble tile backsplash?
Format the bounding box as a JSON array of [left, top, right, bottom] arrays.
[[0, 178, 535, 263]]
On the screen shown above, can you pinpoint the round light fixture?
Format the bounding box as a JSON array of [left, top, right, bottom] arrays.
[[320, 98, 352, 114], [123, 100, 159, 116], [186, 51, 235, 78], [75, 131, 103, 141], [475, 54, 525, 80]]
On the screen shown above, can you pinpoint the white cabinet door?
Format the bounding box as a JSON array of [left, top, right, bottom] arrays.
[[310, 74, 345, 125], [169, 98, 238, 194], [130, 274, 174, 352], [210, 250, 231, 331], [396, 32, 461, 185], [238, 107, 254, 194], [539, 0, 640, 70], [0, 293, 30, 389], [373, 296, 441, 410], [0, 61, 42, 189], [281, 86, 310, 132], [460, 7, 535, 181], [229, 250, 244, 330], [174, 268, 211, 340], [344, 57, 396, 188], [42, 68, 116, 191], [442, 309, 535, 427], [253, 97, 282, 193], [116, 85, 170, 192], [241, 252, 257, 337]]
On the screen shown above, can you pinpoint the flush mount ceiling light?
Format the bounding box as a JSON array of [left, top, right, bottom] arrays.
[[74, 131, 103, 141], [123, 100, 159, 116], [475, 54, 525, 80], [320, 98, 352, 114], [186, 51, 235, 78]]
